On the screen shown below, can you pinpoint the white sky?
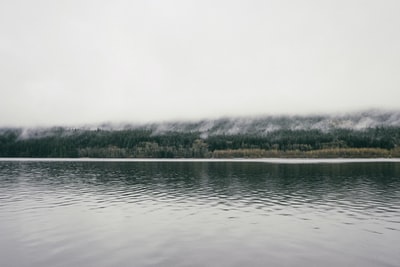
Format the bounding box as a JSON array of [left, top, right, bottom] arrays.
[[1, 0, 399, 126]]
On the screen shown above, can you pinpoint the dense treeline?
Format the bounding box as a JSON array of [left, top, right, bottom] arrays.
[[1, 127, 400, 158]]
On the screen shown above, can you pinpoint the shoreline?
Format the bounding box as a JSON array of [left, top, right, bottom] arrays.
[[1, 157, 400, 164]]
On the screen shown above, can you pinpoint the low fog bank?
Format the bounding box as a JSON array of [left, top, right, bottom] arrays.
[[2, 109, 400, 140], [145, 109, 400, 138]]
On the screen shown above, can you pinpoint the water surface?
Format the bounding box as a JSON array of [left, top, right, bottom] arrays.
[[0, 160, 399, 266]]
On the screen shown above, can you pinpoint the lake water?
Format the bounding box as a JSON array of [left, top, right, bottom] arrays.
[[1, 159, 399, 267]]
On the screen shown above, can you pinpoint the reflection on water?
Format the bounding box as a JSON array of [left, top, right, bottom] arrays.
[[0, 161, 399, 267]]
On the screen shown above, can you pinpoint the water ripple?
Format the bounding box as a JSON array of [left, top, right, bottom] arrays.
[[1, 161, 400, 267]]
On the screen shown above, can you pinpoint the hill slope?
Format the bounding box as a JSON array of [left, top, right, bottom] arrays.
[[1, 110, 400, 158]]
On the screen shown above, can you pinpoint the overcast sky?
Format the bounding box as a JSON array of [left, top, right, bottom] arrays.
[[1, 0, 399, 126]]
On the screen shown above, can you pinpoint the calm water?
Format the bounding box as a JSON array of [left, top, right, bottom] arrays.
[[0, 160, 399, 267]]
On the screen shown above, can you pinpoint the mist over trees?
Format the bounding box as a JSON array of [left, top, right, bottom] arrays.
[[1, 112, 400, 158]]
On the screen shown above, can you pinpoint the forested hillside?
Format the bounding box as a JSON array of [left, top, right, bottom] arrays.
[[1, 111, 400, 158]]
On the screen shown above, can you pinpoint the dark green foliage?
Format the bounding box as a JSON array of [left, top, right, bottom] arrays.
[[0, 127, 399, 158]]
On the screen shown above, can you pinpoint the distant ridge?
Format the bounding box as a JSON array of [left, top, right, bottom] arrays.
[[1, 110, 400, 158], [2, 109, 400, 140]]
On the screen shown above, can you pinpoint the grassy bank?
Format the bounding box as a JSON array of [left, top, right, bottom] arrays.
[[212, 147, 400, 158]]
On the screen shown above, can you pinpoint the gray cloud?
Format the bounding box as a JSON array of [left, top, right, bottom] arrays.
[[1, 0, 400, 126]]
